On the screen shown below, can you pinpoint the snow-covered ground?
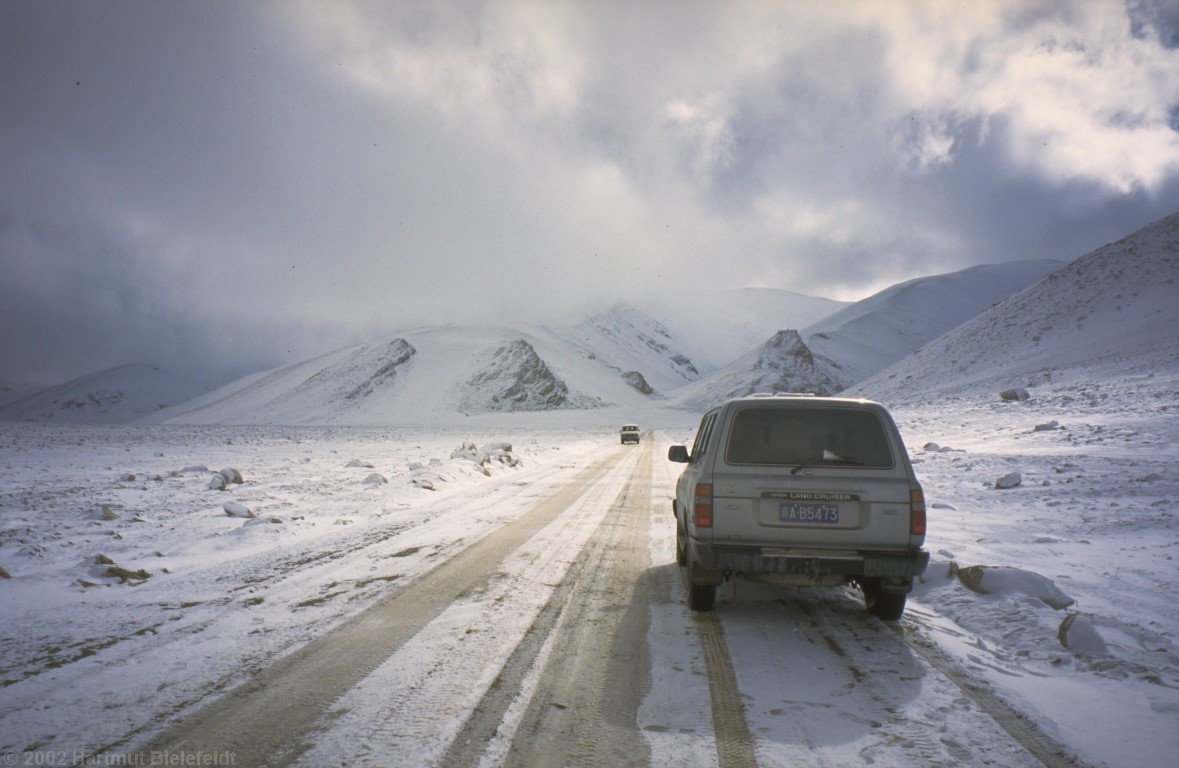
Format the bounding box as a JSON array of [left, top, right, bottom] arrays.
[[1, 371, 1175, 767], [0, 423, 606, 756], [894, 374, 1179, 767]]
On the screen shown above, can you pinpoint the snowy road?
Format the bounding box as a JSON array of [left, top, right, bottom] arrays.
[[2, 405, 1175, 767]]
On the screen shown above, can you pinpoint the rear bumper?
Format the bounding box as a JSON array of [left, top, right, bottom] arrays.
[[689, 541, 929, 585]]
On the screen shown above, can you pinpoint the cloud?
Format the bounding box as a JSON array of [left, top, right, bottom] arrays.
[[866, 0, 1179, 191], [1, 0, 1177, 385]]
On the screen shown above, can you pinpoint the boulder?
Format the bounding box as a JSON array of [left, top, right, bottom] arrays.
[[954, 564, 1074, 609], [219, 468, 244, 485], [223, 502, 256, 518], [451, 441, 482, 461], [999, 388, 1030, 402], [995, 472, 1022, 489], [94, 504, 120, 520], [1058, 613, 1109, 656]]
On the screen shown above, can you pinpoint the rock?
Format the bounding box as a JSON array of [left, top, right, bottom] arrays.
[[995, 472, 1022, 489], [1033, 420, 1061, 432], [208, 474, 227, 491], [94, 554, 116, 565], [463, 339, 573, 411], [999, 388, 1029, 402], [77, 578, 102, 588], [362, 473, 388, 486], [346, 459, 375, 468], [484, 442, 522, 468], [119, 473, 137, 482], [412, 477, 436, 491], [621, 371, 655, 395], [219, 468, 244, 485], [407, 462, 423, 471], [0, 565, 10, 579], [922, 442, 941, 452], [97, 504, 119, 521], [344, 338, 416, 400], [451, 441, 481, 460], [223, 502, 255, 518], [1058, 613, 1109, 656], [955, 564, 1074, 609], [245, 516, 284, 525], [104, 566, 151, 583]]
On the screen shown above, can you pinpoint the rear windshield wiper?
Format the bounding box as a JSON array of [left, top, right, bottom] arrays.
[[791, 449, 864, 475]]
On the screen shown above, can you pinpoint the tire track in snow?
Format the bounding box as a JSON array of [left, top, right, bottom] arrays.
[[500, 444, 655, 768], [891, 620, 1097, 768], [694, 612, 759, 768], [121, 451, 623, 768]]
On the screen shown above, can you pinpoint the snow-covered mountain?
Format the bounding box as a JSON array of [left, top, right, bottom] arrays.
[[852, 211, 1179, 402], [643, 287, 850, 369], [462, 338, 601, 412], [9, 213, 1171, 428], [0, 380, 39, 409], [148, 323, 651, 425], [803, 259, 1065, 382], [672, 330, 848, 410], [568, 305, 701, 394], [0, 364, 213, 424]]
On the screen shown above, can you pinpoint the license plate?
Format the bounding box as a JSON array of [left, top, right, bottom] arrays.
[[779, 501, 840, 524]]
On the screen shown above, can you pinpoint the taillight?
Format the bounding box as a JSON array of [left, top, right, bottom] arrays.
[[693, 483, 713, 527], [910, 486, 926, 536]]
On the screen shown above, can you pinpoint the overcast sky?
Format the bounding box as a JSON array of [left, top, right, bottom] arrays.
[[3, 0, 1178, 387]]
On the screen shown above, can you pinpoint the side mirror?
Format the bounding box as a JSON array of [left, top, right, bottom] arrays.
[[667, 445, 690, 463]]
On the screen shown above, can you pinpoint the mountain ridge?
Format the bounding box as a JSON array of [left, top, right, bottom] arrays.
[[8, 224, 1168, 426]]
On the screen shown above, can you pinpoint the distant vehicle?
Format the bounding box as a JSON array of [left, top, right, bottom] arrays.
[[667, 394, 928, 618], [620, 424, 641, 444]]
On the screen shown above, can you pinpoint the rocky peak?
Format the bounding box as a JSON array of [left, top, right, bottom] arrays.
[[464, 339, 571, 411], [757, 330, 814, 369]]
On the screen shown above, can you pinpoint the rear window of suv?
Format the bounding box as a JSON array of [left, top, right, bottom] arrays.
[[724, 406, 894, 468]]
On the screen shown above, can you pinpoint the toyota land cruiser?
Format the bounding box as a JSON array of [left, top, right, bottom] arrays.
[[667, 394, 928, 619]]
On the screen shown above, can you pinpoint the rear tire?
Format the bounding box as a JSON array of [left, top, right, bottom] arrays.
[[688, 581, 716, 611], [681, 531, 716, 611], [675, 520, 688, 567], [861, 579, 906, 621]]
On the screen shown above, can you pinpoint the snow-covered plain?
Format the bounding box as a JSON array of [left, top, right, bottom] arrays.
[[0, 372, 1175, 766]]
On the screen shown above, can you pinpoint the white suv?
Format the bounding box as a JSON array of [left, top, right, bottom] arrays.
[[668, 394, 928, 618]]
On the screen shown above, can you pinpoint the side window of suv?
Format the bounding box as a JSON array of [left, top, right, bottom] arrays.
[[690, 411, 718, 462]]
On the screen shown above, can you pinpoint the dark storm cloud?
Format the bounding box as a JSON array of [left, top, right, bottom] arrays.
[[2, 0, 1177, 386]]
